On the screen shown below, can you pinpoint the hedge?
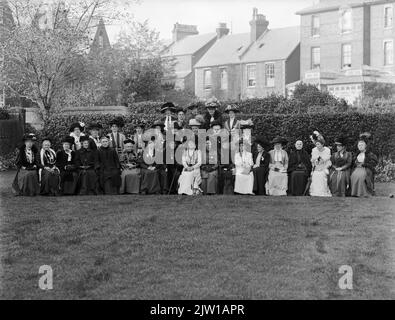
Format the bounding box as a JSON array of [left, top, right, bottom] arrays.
[[42, 112, 395, 160]]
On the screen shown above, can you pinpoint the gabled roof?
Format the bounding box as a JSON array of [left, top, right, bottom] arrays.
[[296, 0, 384, 15], [241, 26, 300, 63], [162, 33, 217, 57], [194, 33, 251, 68]]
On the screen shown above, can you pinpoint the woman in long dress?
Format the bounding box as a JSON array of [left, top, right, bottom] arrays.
[[329, 136, 352, 197], [75, 136, 99, 195], [201, 139, 219, 195], [56, 136, 78, 195], [287, 140, 312, 196], [309, 136, 332, 197], [234, 140, 254, 195], [39, 138, 60, 196], [252, 137, 270, 195], [140, 140, 163, 194], [119, 139, 141, 194], [69, 122, 85, 151], [178, 140, 202, 195], [350, 134, 378, 197], [266, 137, 289, 196], [98, 136, 121, 195], [12, 134, 40, 196]]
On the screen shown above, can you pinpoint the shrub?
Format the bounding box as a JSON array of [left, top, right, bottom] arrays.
[[0, 108, 11, 120], [0, 149, 18, 171]]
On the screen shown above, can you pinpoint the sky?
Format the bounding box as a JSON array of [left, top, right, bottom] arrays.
[[106, 0, 317, 42]]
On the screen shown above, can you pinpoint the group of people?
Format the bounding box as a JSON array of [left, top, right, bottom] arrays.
[[12, 100, 378, 198]]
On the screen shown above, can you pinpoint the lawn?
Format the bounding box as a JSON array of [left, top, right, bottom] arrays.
[[0, 170, 394, 300]]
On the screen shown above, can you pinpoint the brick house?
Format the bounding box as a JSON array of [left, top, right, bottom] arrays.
[[194, 8, 300, 100], [161, 23, 225, 93], [288, 0, 395, 104]]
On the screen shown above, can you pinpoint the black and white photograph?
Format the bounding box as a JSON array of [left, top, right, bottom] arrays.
[[0, 0, 394, 305]]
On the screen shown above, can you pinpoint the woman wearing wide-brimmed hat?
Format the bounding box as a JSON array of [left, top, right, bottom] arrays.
[[132, 121, 146, 155], [12, 134, 41, 196], [252, 136, 270, 195], [287, 140, 312, 196], [234, 139, 254, 195], [108, 117, 126, 155], [69, 122, 86, 151], [87, 122, 103, 150], [329, 136, 352, 197], [203, 97, 223, 130], [224, 104, 241, 134], [309, 131, 332, 197], [178, 139, 202, 195], [160, 102, 177, 132], [266, 136, 289, 196], [56, 136, 78, 195], [119, 139, 141, 194], [350, 133, 378, 197], [39, 137, 60, 196]]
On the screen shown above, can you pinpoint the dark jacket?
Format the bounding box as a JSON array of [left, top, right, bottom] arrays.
[[288, 149, 312, 174], [15, 146, 40, 170], [203, 110, 223, 129], [75, 148, 99, 170], [352, 151, 378, 174], [331, 150, 352, 171], [56, 150, 77, 172]]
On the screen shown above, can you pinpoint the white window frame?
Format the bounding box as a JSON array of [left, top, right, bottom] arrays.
[[311, 47, 321, 69], [246, 64, 256, 88], [219, 67, 228, 90], [265, 62, 275, 87], [384, 4, 393, 29], [384, 39, 394, 66], [341, 43, 352, 69], [203, 68, 212, 90], [311, 15, 320, 37], [339, 7, 353, 34]]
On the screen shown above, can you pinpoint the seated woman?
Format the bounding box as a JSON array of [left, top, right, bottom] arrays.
[[201, 139, 219, 195], [12, 134, 40, 196], [329, 136, 352, 197], [39, 138, 60, 196], [98, 136, 121, 195], [178, 140, 202, 195], [287, 140, 312, 196], [119, 139, 141, 194], [56, 136, 78, 195], [234, 140, 254, 195], [252, 137, 270, 195], [350, 133, 378, 197], [140, 140, 163, 195], [266, 137, 289, 196], [218, 141, 235, 195], [309, 133, 332, 197], [75, 136, 99, 195]]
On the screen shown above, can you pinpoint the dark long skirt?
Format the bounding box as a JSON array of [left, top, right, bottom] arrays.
[[60, 171, 78, 195], [288, 170, 309, 196], [201, 170, 218, 195], [329, 169, 350, 197], [120, 168, 140, 194], [140, 169, 162, 194], [100, 169, 121, 195], [350, 167, 374, 197], [77, 169, 98, 195], [40, 169, 60, 196], [166, 165, 181, 194], [253, 167, 268, 195], [219, 169, 234, 195], [12, 169, 40, 196]]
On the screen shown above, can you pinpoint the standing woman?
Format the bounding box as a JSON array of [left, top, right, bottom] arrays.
[[178, 140, 202, 195], [266, 137, 289, 196], [287, 140, 312, 196], [204, 98, 223, 130], [224, 104, 241, 134], [252, 137, 270, 195], [12, 134, 40, 196], [108, 117, 126, 155], [56, 136, 78, 195], [75, 136, 99, 195], [119, 139, 141, 194], [329, 136, 352, 197], [98, 136, 121, 195], [69, 122, 85, 151], [350, 133, 378, 197], [309, 133, 332, 197], [88, 123, 102, 150], [39, 138, 60, 196], [234, 140, 254, 195]]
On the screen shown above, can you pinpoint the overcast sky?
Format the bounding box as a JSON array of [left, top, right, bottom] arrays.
[[107, 0, 317, 42]]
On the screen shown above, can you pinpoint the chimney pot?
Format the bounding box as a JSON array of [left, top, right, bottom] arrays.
[[216, 22, 230, 39], [249, 8, 268, 42], [172, 23, 199, 42]]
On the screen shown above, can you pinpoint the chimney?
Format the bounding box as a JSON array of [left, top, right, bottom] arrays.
[[216, 22, 230, 39], [172, 23, 199, 42], [249, 8, 269, 42]]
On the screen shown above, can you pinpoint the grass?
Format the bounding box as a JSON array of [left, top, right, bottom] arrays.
[[0, 170, 394, 300]]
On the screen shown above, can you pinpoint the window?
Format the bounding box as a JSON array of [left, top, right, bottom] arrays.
[[342, 44, 352, 69], [203, 69, 212, 89], [384, 40, 393, 66], [384, 5, 393, 28], [340, 8, 352, 33], [246, 64, 256, 87], [311, 47, 320, 69], [312, 15, 320, 36], [220, 68, 228, 90], [265, 63, 275, 87]]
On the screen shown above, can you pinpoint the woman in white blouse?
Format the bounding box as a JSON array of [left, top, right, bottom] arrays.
[[266, 137, 289, 196], [309, 135, 332, 197], [178, 140, 202, 195], [234, 140, 254, 195]]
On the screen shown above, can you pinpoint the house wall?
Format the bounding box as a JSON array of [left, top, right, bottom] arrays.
[[285, 45, 301, 85]]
